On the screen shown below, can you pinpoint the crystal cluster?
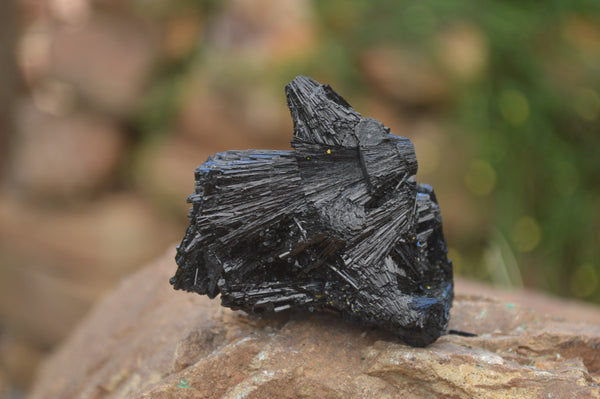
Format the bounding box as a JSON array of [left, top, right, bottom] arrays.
[[171, 76, 453, 346]]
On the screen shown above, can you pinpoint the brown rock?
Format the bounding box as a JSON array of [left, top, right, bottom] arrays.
[[361, 46, 449, 107], [0, 193, 181, 346], [455, 277, 600, 325], [29, 249, 600, 399], [0, 193, 181, 395], [0, 329, 43, 391], [176, 76, 292, 149], [6, 99, 125, 201], [48, 14, 157, 116], [0, 0, 20, 175], [207, 0, 316, 63]]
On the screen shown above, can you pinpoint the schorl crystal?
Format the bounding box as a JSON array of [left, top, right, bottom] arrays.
[[171, 76, 453, 347]]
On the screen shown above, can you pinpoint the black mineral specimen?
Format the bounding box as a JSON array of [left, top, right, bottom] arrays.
[[171, 76, 453, 347]]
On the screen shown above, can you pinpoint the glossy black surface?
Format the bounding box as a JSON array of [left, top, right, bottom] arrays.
[[171, 76, 453, 346]]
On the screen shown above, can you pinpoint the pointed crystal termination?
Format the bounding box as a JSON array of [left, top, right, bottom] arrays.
[[171, 75, 453, 347]]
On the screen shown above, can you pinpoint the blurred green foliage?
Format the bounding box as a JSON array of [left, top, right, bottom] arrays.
[[139, 0, 600, 302]]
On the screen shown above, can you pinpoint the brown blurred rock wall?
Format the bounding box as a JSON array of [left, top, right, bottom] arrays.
[[0, 1, 20, 172], [1, 2, 174, 395]]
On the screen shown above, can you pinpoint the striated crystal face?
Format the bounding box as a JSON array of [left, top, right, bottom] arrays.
[[171, 76, 453, 347]]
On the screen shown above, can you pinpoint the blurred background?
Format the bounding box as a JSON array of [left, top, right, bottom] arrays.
[[1, 0, 599, 396]]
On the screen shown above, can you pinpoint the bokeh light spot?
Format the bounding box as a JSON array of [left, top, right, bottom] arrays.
[[464, 160, 496, 196], [573, 88, 600, 121], [499, 89, 529, 126], [511, 216, 542, 253], [570, 263, 598, 299]]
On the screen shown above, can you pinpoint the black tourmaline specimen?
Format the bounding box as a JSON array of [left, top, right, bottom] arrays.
[[171, 76, 453, 346]]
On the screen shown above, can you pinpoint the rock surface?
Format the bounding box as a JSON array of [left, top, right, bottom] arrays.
[[0, 193, 181, 391], [7, 99, 126, 201], [29, 248, 600, 399]]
